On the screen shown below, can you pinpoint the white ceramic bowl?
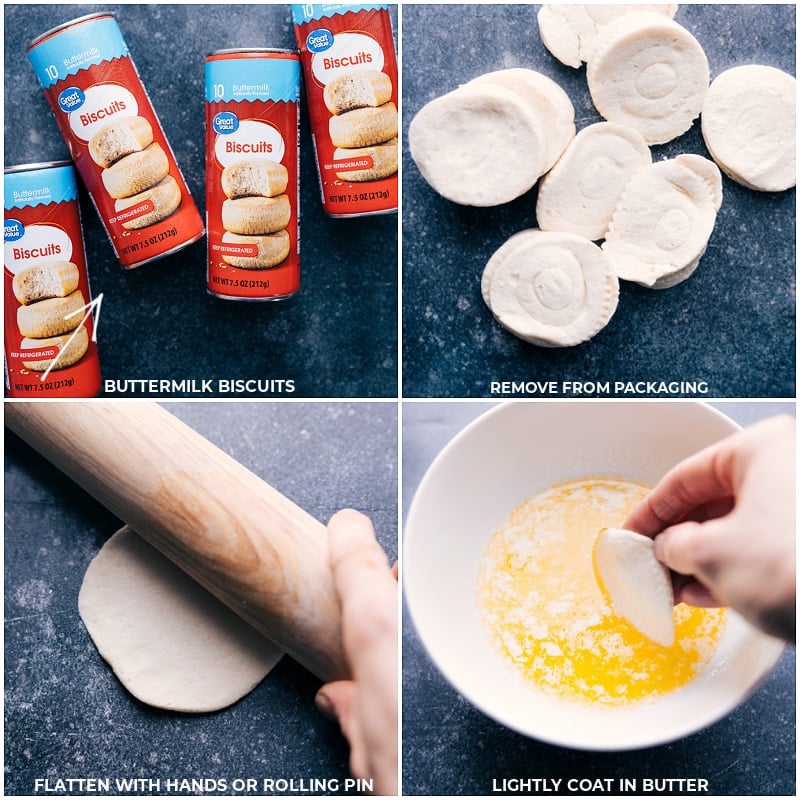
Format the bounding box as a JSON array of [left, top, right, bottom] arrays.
[[404, 402, 785, 751]]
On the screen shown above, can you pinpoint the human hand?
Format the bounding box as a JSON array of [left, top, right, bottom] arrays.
[[315, 509, 398, 795], [624, 415, 795, 641]]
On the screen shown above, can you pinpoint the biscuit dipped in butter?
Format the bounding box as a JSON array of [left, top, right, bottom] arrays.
[[593, 527, 675, 646]]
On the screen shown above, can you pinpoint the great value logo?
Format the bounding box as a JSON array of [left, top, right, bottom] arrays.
[[4, 219, 24, 242], [213, 111, 240, 135], [306, 28, 334, 53]]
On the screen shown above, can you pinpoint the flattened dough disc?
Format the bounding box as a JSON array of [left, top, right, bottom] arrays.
[[79, 526, 284, 712], [594, 527, 675, 646]]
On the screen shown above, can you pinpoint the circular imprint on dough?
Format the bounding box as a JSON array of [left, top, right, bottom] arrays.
[[586, 12, 709, 144], [521, 246, 585, 325], [701, 65, 796, 192], [481, 230, 619, 347], [654, 207, 691, 252], [79, 526, 283, 713]]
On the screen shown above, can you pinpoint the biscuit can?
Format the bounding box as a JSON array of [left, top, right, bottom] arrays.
[[27, 13, 204, 269], [4, 161, 102, 397], [292, 3, 398, 217], [205, 49, 301, 301]]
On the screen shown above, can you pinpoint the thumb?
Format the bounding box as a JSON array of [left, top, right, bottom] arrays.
[[315, 682, 369, 780]]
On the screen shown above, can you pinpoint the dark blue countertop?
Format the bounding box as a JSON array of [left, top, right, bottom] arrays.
[[4, 5, 398, 399], [401, 401, 796, 795], [402, 5, 796, 399], [5, 401, 398, 796]]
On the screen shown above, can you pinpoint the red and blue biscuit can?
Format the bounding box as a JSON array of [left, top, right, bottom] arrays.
[[205, 49, 301, 301], [4, 161, 102, 397], [292, 3, 398, 217], [27, 13, 204, 269]]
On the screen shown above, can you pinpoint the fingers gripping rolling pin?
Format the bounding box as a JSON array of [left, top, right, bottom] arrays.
[[5, 401, 348, 682]]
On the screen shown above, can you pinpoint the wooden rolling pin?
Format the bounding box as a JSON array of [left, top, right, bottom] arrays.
[[6, 401, 347, 682]]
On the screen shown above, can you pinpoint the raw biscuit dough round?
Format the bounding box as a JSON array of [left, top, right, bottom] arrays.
[[602, 155, 721, 288], [594, 527, 675, 647], [409, 84, 548, 206], [537, 4, 678, 68], [587, 11, 709, 145], [536, 121, 651, 240], [466, 68, 576, 172], [701, 65, 796, 192], [79, 526, 283, 713], [481, 229, 619, 347]]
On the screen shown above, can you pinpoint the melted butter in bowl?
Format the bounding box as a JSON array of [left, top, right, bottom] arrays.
[[476, 476, 727, 705], [405, 403, 785, 749]]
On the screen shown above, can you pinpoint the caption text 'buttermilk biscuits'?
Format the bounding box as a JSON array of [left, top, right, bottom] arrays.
[[17, 289, 86, 339], [536, 122, 652, 241], [603, 155, 722, 289], [12, 261, 80, 306], [481, 229, 619, 347], [21, 326, 89, 372], [537, 4, 678, 68], [701, 65, 796, 193], [88, 116, 154, 168], [586, 11, 709, 145], [594, 528, 675, 647]]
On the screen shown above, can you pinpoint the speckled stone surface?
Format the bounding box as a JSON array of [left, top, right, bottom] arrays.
[[4, 5, 398, 398], [402, 401, 796, 795], [402, 5, 796, 399], [5, 401, 397, 796]]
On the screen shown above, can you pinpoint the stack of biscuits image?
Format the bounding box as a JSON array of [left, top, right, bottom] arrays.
[[220, 160, 291, 269], [13, 261, 88, 371], [325, 70, 398, 181], [89, 115, 181, 229]]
